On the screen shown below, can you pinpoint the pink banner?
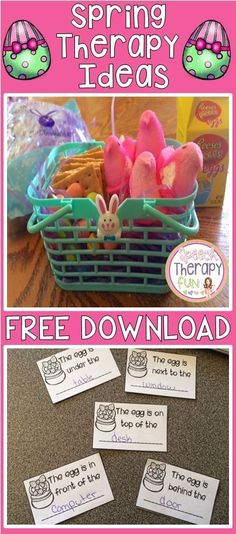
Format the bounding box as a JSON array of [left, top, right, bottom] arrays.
[[2, 310, 233, 344], [1, 1, 235, 93]]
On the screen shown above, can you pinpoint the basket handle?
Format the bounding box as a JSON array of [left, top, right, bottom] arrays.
[[27, 203, 73, 234], [143, 203, 199, 236]]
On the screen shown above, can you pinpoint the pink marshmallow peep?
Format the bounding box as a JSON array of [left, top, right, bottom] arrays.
[[121, 136, 136, 163], [159, 142, 203, 198], [157, 145, 175, 185], [157, 146, 175, 174], [104, 135, 132, 199], [135, 110, 166, 161], [129, 151, 160, 199]]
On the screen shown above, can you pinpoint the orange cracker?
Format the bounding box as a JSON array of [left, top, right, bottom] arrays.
[[100, 162, 108, 203], [54, 164, 103, 195], [51, 170, 73, 184], [59, 158, 104, 173], [61, 152, 103, 165], [78, 146, 103, 157], [53, 160, 104, 186], [95, 166, 102, 191], [59, 147, 103, 166], [79, 164, 103, 196]]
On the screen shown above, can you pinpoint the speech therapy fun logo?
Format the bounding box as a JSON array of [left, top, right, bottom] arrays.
[[165, 240, 228, 303], [183, 20, 231, 80], [2, 20, 51, 80]]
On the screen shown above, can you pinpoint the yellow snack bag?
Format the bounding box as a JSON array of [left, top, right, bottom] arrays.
[[177, 97, 229, 207]]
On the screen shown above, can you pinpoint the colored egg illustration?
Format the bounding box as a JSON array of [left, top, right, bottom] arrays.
[[2, 20, 51, 80], [183, 20, 231, 80]]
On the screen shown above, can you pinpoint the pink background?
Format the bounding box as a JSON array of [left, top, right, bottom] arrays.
[[1, 311, 233, 344], [1, 0, 235, 532]]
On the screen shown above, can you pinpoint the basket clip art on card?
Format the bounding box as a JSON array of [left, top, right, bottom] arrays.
[[29, 475, 54, 509], [143, 462, 166, 492], [128, 351, 148, 378], [95, 404, 116, 432], [42, 356, 66, 385]]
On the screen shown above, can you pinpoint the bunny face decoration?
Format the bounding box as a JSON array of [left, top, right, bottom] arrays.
[[96, 194, 121, 250]]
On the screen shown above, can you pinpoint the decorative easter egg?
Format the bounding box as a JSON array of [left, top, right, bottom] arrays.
[[87, 191, 97, 202], [183, 20, 231, 80], [66, 253, 76, 262], [104, 240, 117, 251], [87, 232, 102, 253], [76, 219, 89, 238], [2, 20, 51, 80], [66, 182, 83, 198]]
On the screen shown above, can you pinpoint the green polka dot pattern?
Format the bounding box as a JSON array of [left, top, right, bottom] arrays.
[[3, 45, 50, 80], [183, 45, 230, 80]]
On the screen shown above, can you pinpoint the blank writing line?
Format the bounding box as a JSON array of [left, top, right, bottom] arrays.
[[143, 499, 204, 519], [131, 385, 189, 393], [41, 494, 105, 521], [99, 440, 163, 445], [56, 372, 112, 395]]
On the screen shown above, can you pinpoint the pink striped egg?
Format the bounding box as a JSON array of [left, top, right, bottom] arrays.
[[2, 20, 51, 80]]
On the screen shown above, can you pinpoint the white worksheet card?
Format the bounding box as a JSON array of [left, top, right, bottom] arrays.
[[93, 402, 167, 451], [24, 453, 114, 525], [137, 459, 220, 525], [125, 349, 196, 399], [37, 347, 120, 403]]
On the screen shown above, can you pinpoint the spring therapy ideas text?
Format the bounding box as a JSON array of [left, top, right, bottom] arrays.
[[56, 3, 178, 89]]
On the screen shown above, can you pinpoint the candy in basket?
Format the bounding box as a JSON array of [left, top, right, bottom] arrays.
[[27, 107, 202, 294]]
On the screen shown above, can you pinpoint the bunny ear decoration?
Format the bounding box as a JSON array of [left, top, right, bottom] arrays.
[[96, 194, 107, 215], [109, 194, 119, 214]]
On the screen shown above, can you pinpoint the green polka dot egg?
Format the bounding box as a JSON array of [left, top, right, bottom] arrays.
[[2, 20, 51, 80], [183, 20, 230, 80]]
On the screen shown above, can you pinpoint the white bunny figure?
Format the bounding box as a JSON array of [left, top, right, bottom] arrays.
[[96, 194, 121, 246]]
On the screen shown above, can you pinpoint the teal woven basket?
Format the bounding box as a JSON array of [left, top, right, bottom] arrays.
[[27, 141, 199, 294]]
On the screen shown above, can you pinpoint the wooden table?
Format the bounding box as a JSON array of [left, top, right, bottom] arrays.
[[7, 97, 229, 308]]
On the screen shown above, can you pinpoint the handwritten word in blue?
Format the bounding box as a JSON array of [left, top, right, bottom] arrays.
[[51, 492, 97, 514], [112, 432, 132, 443]]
